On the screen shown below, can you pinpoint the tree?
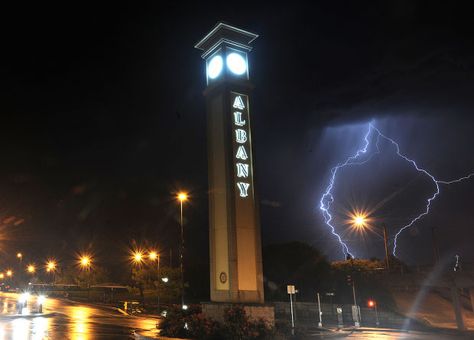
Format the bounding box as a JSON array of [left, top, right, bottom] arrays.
[[56, 265, 109, 287], [330, 258, 395, 308], [131, 265, 181, 303], [263, 241, 331, 301]]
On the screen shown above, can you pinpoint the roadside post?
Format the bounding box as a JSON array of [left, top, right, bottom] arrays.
[[287, 285, 296, 335], [368, 300, 379, 326], [316, 292, 323, 328], [336, 306, 343, 328]]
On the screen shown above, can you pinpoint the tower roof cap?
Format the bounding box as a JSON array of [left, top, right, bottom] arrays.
[[195, 22, 258, 57]]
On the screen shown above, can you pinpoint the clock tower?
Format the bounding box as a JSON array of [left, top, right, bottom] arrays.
[[195, 22, 264, 304]]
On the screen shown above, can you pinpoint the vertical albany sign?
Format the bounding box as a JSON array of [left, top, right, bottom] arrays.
[[230, 91, 259, 295], [231, 92, 253, 199]]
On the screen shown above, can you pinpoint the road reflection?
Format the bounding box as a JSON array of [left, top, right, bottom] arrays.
[[0, 292, 159, 339], [69, 307, 91, 340], [12, 319, 30, 340], [32, 317, 49, 340]]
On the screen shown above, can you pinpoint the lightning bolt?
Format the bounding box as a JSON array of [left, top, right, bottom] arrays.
[[319, 124, 376, 258], [320, 122, 474, 259]]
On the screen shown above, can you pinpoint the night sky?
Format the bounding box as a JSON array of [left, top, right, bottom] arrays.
[[1, 1, 474, 271]]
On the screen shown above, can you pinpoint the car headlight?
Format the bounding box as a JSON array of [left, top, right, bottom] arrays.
[[19, 293, 30, 303], [38, 295, 46, 304]]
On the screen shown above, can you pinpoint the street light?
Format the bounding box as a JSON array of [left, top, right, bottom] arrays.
[[16, 253, 23, 285], [348, 210, 390, 270], [0, 273, 4, 280], [78, 254, 93, 296], [45, 259, 57, 284], [6, 270, 12, 278], [148, 251, 158, 261], [46, 260, 57, 273], [78, 254, 92, 270], [176, 191, 188, 309], [27, 264, 36, 274], [148, 250, 161, 313], [131, 251, 144, 265], [352, 213, 368, 229]]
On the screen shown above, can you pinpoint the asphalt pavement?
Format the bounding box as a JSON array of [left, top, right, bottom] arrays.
[[1, 292, 471, 339], [304, 327, 474, 339], [0, 292, 160, 339]]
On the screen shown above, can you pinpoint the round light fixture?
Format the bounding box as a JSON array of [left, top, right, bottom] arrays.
[[226, 52, 247, 75], [207, 55, 223, 79]]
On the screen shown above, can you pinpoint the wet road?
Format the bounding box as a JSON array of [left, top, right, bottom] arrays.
[[0, 292, 160, 339], [312, 329, 473, 339]]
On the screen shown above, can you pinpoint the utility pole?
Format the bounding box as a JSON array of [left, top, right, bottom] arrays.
[[316, 292, 323, 328], [431, 227, 440, 265], [383, 224, 390, 271], [347, 274, 360, 327], [352, 281, 360, 327], [451, 270, 466, 331]]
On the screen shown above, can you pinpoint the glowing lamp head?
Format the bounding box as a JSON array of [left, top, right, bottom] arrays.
[[132, 251, 144, 264], [352, 213, 368, 229], [354, 216, 365, 226], [148, 251, 158, 261], [6, 270, 12, 277], [368, 300, 375, 308], [177, 192, 188, 202], [226, 52, 247, 75], [207, 55, 223, 79], [27, 265, 36, 274], [0, 273, 4, 279], [79, 255, 92, 268], [46, 260, 57, 272], [17, 253, 22, 259]]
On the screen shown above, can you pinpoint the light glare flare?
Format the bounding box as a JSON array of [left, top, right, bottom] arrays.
[[27, 264, 36, 274], [177, 192, 188, 202], [46, 260, 57, 272], [148, 251, 158, 261], [78, 254, 92, 269], [133, 251, 143, 264]]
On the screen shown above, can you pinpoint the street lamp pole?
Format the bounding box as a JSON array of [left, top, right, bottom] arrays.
[[177, 192, 188, 309], [149, 251, 161, 313], [374, 302, 379, 327], [180, 197, 185, 308], [157, 254, 161, 313], [382, 224, 390, 271], [17, 253, 23, 286]]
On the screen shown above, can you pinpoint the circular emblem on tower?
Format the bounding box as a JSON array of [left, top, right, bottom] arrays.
[[219, 271, 227, 284]]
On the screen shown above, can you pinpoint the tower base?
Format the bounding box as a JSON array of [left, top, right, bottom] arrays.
[[201, 302, 275, 326]]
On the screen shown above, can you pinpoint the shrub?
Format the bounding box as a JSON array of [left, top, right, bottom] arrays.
[[159, 304, 274, 339]]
